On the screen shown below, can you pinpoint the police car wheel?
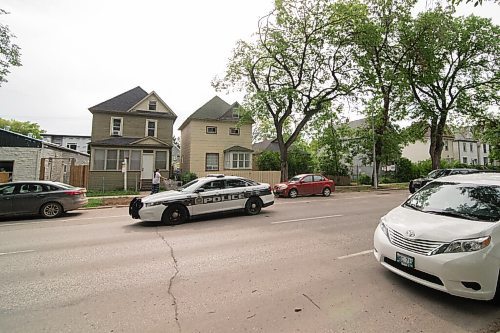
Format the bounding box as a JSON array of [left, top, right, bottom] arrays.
[[162, 205, 188, 225], [245, 197, 262, 215], [289, 189, 298, 198]]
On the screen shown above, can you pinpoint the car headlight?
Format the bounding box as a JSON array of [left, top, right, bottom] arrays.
[[145, 201, 162, 207], [432, 236, 491, 254], [278, 184, 288, 190], [379, 221, 389, 239]]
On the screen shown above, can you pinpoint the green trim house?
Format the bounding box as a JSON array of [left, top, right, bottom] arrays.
[[88, 86, 177, 191]]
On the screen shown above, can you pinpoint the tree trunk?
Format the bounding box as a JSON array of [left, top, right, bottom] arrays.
[[372, 92, 390, 187], [428, 112, 448, 170], [278, 142, 288, 182]]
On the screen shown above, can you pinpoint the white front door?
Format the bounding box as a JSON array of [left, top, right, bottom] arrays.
[[141, 153, 154, 180]]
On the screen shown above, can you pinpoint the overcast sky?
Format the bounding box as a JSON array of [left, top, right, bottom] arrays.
[[0, 0, 498, 137]]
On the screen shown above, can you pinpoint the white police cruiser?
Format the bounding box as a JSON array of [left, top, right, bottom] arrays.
[[129, 174, 274, 225]]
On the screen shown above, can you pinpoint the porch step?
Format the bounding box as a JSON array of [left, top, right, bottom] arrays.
[[140, 179, 152, 191]]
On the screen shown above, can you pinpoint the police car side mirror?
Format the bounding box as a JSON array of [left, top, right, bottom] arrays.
[[195, 188, 205, 193]]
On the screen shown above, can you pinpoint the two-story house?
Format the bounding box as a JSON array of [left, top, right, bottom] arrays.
[[179, 96, 253, 177], [88, 86, 177, 191], [41, 133, 91, 154]]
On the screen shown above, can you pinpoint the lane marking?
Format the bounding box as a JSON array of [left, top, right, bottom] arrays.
[[0, 250, 36, 256], [337, 250, 373, 260], [0, 215, 129, 227], [274, 194, 395, 205], [271, 214, 342, 224]]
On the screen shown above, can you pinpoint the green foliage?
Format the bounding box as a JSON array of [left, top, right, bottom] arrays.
[[404, 8, 500, 168], [358, 173, 372, 185], [395, 157, 415, 182], [85, 198, 104, 208], [214, 0, 363, 180], [287, 145, 314, 178], [0, 118, 45, 138], [181, 172, 197, 184], [0, 9, 22, 86], [256, 151, 281, 171], [473, 114, 500, 162]]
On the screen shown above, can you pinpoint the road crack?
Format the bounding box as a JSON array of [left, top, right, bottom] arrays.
[[157, 229, 181, 333], [302, 293, 321, 310]]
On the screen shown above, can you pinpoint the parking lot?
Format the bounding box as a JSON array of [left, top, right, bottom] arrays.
[[0, 190, 499, 333]]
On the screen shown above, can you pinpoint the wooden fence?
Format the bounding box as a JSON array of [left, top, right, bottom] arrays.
[[69, 164, 89, 188], [209, 170, 281, 186]]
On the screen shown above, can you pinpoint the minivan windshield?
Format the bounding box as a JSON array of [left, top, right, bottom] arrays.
[[404, 182, 500, 222]]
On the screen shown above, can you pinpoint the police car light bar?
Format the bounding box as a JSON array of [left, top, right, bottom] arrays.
[[206, 174, 225, 178]]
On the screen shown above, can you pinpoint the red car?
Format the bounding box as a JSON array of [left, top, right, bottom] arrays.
[[273, 174, 335, 198]]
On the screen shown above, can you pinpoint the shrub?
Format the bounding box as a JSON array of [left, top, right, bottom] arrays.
[[358, 173, 371, 185], [256, 151, 281, 171], [181, 172, 197, 184]]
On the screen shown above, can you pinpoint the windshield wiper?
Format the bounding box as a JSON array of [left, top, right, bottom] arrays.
[[423, 209, 480, 221], [403, 202, 421, 211]]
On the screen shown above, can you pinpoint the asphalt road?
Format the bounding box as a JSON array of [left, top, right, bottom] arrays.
[[0, 190, 499, 333]]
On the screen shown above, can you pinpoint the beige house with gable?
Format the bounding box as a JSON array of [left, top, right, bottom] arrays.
[[179, 96, 254, 177], [88, 86, 177, 191]]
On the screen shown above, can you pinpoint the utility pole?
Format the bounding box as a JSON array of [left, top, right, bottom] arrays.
[[371, 112, 378, 189]]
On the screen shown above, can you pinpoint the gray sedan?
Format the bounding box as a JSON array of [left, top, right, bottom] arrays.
[[0, 181, 88, 218]]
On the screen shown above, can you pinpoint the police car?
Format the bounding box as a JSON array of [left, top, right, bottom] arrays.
[[129, 174, 274, 225]]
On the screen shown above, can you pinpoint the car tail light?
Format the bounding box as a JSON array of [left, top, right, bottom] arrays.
[[64, 190, 83, 196]]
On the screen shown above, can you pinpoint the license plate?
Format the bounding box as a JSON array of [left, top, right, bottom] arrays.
[[396, 252, 415, 268]]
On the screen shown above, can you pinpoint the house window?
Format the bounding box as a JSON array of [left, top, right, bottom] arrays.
[[229, 128, 240, 136], [110, 117, 123, 136], [225, 152, 251, 169], [206, 126, 217, 134], [484, 157, 488, 165], [119, 150, 130, 169], [463, 157, 468, 164], [206, 153, 219, 171], [130, 150, 141, 171], [146, 119, 157, 137], [149, 101, 157, 111], [93, 149, 105, 170], [470, 143, 474, 152], [155, 151, 167, 170], [483, 144, 487, 153], [67, 143, 77, 150], [106, 150, 118, 170], [444, 141, 448, 151], [232, 110, 239, 119], [463, 142, 466, 152]]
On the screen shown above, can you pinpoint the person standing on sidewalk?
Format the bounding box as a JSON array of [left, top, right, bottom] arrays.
[[151, 169, 164, 194]]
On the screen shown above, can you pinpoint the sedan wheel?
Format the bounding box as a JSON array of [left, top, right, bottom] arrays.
[[162, 205, 188, 226], [289, 189, 298, 198], [322, 187, 331, 197], [245, 197, 262, 215], [40, 202, 63, 218]]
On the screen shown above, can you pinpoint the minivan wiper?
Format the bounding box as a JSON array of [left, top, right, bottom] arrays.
[[403, 202, 421, 211], [423, 209, 480, 221]]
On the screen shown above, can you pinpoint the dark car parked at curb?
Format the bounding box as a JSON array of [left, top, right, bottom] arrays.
[[0, 181, 88, 219], [273, 174, 335, 198], [409, 168, 478, 193]]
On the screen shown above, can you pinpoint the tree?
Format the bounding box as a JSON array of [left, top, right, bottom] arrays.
[[349, 0, 416, 185], [473, 113, 500, 162], [0, 118, 45, 138], [0, 9, 21, 86], [214, 0, 362, 181], [404, 9, 500, 169], [256, 151, 281, 171]]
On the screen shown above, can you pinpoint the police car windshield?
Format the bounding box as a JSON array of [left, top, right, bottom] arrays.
[[178, 179, 200, 192]]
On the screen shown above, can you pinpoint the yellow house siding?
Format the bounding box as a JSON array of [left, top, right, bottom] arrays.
[[182, 119, 252, 176], [180, 124, 192, 173]]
